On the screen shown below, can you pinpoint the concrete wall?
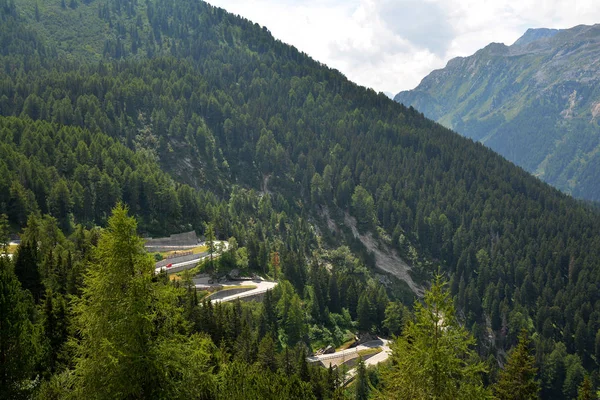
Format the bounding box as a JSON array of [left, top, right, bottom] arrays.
[[155, 252, 207, 268], [211, 290, 267, 303], [145, 231, 198, 248], [207, 288, 254, 301]]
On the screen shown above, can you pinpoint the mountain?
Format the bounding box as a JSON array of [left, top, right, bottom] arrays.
[[395, 24, 600, 201], [2, 1, 600, 397]]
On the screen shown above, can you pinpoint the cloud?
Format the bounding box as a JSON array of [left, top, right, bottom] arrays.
[[377, 0, 455, 55], [207, 0, 600, 94]]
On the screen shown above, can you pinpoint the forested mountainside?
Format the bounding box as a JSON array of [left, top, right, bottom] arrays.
[[395, 24, 600, 202], [2, 0, 600, 398]]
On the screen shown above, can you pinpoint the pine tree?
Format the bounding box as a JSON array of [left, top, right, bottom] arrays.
[[493, 329, 540, 400], [378, 274, 491, 399]]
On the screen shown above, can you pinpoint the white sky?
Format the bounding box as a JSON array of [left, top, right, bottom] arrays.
[[207, 0, 600, 95]]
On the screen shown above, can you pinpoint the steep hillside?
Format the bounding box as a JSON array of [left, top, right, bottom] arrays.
[[395, 24, 600, 201], [2, 1, 600, 395]]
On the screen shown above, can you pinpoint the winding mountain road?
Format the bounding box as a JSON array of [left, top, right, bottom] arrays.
[[207, 280, 278, 303]]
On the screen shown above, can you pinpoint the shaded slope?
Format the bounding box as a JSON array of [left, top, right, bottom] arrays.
[[2, 0, 600, 376]]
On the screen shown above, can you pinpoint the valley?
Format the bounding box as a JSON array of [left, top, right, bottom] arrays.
[[0, 0, 599, 398]]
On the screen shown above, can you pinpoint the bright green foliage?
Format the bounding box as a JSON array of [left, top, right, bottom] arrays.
[[383, 301, 407, 337], [577, 375, 594, 400], [217, 361, 316, 399], [284, 294, 307, 347], [256, 334, 277, 372], [563, 355, 586, 400], [2, 1, 600, 397], [71, 203, 159, 398], [154, 333, 217, 399], [71, 204, 219, 399], [0, 256, 38, 399], [379, 275, 491, 400], [494, 330, 540, 400], [351, 186, 376, 232]]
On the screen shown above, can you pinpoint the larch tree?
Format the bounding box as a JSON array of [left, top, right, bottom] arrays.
[[70, 204, 216, 399], [493, 329, 540, 400], [577, 375, 594, 400], [71, 204, 159, 399], [378, 274, 491, 400]]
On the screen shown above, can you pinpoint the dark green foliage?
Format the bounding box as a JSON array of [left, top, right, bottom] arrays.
[[355, 358, 370, 400], [41, 289, 69, 375], [1, 1, 600, 399], [383, 301, 406, 337], [0, 256, 38, 399], [0, 214, 8, 253], [13, 239, 42, 300], [0, 116, 215, 236]]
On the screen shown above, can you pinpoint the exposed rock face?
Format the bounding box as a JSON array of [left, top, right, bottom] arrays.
[[395, 24, 600, 201]]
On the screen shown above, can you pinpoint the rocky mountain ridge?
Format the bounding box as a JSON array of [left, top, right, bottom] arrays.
[[395, 24, 600, 201]]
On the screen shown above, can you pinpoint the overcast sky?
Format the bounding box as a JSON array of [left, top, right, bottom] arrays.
[[207, 0, 600, 95]]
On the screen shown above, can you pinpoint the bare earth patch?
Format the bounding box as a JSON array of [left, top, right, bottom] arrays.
[[343, 213, 423, 296]]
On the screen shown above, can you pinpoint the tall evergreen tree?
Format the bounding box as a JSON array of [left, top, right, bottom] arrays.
[[378, 275, 491, 399], [577, 375, 594, 400], [0, 213, 8, 254], [0, 257, 38, 399], [493, 329, 540, 400], [13, 240, 43, 301], [71, 204, 159, 398], [206, 222, 216, 271], [355, 357, 370, 400]]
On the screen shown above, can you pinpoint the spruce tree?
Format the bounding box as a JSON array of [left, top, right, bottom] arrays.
[[355, 357, 370, 400], [0, 257, 38, 399], [13, 240, 43, 301], [206, 222, 216, 271], [0, 213, 8, 254]]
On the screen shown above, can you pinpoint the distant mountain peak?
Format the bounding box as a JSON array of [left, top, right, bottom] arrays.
[[394, 23, 600, 202], [512, 27, 560, 47]]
